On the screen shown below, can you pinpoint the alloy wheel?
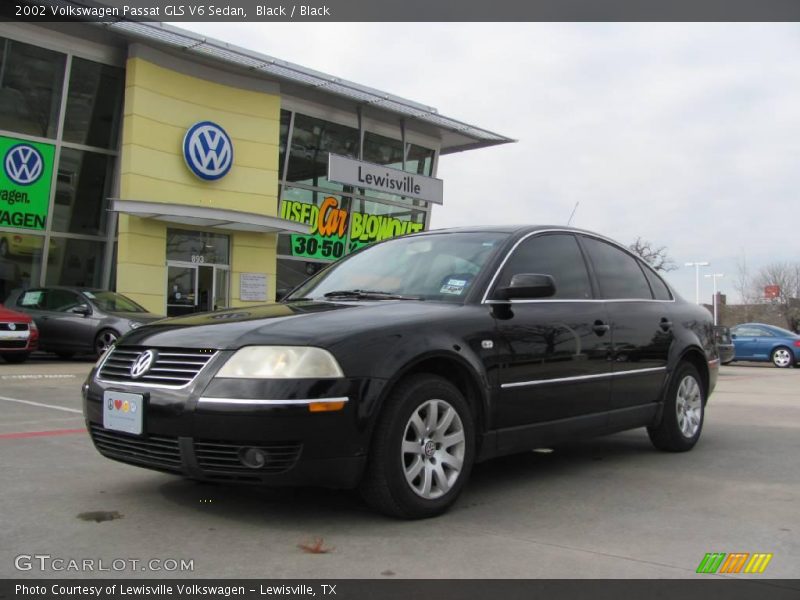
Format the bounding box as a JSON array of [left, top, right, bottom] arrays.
[[675, 375, 702, 438], [96, 331, 118, 355], [401, 399, 465, 500]]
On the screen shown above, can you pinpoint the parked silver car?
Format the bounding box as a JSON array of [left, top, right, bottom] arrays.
[[5, 287, 164, 358]]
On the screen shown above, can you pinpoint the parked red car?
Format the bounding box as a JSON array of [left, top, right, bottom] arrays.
[[0, 304, 38, 363]]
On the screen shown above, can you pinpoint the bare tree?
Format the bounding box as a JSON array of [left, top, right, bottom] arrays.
[[752, 261, 800, 330], [628, 237, 677, 272]]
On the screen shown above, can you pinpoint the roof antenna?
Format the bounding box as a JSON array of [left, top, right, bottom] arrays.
[[567, 201, 579, 226]]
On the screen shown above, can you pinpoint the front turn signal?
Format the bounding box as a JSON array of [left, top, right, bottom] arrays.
[[308, 401, 347, 413]]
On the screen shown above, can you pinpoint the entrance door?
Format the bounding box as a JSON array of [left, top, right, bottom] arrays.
[[166, 261, 229, 316]]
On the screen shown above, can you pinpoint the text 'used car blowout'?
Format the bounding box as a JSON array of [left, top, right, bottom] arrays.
[[83, 226, 718, 518]]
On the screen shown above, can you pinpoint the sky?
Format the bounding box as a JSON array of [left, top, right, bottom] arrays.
[[176, 22, 800, 304]]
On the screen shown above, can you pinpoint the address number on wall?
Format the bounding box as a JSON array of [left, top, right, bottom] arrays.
[[191, 255, 205, 264]]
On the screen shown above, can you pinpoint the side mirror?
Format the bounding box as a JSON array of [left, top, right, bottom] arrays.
[[494, 273, 556, 301], [72, 305, 91, 316]]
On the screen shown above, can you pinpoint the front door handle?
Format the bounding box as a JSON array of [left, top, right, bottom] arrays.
[[592, 320, 610, 336], [660, 318, 672, 332]]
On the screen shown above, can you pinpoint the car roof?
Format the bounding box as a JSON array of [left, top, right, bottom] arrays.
[[418, 225, 613, 237]]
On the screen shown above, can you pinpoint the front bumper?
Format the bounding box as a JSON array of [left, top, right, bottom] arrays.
[[83, 352, 387, 489]]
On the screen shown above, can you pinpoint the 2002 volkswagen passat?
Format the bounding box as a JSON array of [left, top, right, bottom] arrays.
[[84, 226, 718, 518]]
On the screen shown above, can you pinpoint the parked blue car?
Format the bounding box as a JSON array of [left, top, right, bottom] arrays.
[[730, 323, 800, 368]]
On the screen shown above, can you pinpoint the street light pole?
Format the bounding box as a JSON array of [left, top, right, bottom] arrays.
[[685, 261, 710, 304], [705, 273, 724, 325]]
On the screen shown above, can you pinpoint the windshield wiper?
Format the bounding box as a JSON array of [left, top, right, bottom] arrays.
[[322, 290, 424, 301]]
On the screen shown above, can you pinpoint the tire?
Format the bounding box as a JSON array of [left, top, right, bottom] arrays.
[[1, 352, 30, 364], [771, 346, 794, 369], [359, 374, 475, 519], [94, 329, 118, 357], [648, 362, 705, 452]]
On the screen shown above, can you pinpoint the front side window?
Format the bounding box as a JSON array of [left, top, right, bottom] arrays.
[[733, 326, 771, 337], [493, 233, 593, 300], [85, 290, 146, 313], [581, 236, 653, 300], [288, 232, 508, 302]]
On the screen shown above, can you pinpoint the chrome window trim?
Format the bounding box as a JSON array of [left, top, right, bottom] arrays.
[[480, 228, 676, 305], [197, 396, 349, 406], [501, 366, 667, 389]]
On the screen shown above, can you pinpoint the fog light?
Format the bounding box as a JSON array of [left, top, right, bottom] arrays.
[[238, 447, 268, 469]]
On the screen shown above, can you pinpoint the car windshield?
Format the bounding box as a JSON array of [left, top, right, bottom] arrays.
[[85, 291, 148, 313], [287, 232, 509, 302]]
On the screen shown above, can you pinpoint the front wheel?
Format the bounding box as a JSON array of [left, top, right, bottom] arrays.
[[359, 374, 475, 519], [771, 346, 794, 368], [648, 362, 705, 452]]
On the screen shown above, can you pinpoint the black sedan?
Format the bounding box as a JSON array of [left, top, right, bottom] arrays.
[[6, 287, 164, 358], [83, 226, 718, 518]]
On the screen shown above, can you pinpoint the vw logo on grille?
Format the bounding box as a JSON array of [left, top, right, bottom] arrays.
[[182, 121, 234, 181], [8, 323, 16, 331], [4, 144, 44, 186], [130, 350, 157, 379]]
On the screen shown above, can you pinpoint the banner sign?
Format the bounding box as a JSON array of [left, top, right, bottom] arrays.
[[0, 135, 55, 231], [281, 196, 424, 261], [328, 154, 443, 205]]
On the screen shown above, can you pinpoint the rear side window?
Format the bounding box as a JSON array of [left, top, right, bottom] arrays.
[[494, 233, 593, 300], [581, 236, 652, 300], [642, 265, 673, 300]]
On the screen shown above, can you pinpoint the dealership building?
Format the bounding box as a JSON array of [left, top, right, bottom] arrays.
[[0, 19, 512, 316]]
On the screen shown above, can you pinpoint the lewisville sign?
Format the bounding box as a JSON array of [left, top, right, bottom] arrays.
[[328, 154, 443, 205], [0, 135, 54, 231]]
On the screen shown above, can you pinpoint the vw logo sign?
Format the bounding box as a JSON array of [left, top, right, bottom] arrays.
[[8, 323, 16, 331], [182, 121, 234, 181], [4, 144, 44, 186], [130, 349, 157, 379]]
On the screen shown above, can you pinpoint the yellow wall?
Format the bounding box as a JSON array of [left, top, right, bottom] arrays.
[[117, 55, 281, 313]]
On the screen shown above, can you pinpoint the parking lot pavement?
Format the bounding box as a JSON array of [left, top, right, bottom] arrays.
[[0, 361, 798, 579]]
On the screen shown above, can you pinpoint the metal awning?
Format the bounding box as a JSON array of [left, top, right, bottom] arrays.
[[110, 199, 310, 234]]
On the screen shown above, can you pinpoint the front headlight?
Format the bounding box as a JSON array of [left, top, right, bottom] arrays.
[[215, 346, 345, 379]]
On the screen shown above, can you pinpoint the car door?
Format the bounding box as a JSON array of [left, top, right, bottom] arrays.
[[731, 325, 772, 360], [579, 236, 672, 425], [39, 289, 99, 352], [488, 232, 612, 447]]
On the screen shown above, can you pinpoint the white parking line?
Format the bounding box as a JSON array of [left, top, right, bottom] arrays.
[[0, 395, 82, 414]]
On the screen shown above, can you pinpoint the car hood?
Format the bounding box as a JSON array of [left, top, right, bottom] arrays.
[[0, 304, 32, 322], [119, 300, 464, 349]]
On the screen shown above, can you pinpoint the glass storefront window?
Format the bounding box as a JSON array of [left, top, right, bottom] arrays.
[[363, 132, 404, 170], [0, 37, 65, 139], [279, 109, 291, 179], [347, 198, 426, 252], [166, 229, 230, 265], [52, 148, 114, 236], [0, 232, 44, 300], [62, 57, 124, 149], [45, 237, 105, 287], [286, 113, 359, 190]]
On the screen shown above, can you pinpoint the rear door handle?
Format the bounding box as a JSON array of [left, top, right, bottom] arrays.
[[660, 318, 672, 332], [593, 320, 610, 335]]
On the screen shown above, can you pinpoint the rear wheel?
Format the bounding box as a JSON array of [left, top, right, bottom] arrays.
[[359, 374, 475, 519], [771, 346, 794, 368], [94, 329, 118, 358], [1, 352, 30, 364], [648, 362, 705, 452]]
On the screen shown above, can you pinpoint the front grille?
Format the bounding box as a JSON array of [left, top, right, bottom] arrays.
[[0, 323, 29, 331], [0, 340, 28, 349], [89, 425, 182, 473], [195, 440, 303, 476], [98, 347, 217, 387]]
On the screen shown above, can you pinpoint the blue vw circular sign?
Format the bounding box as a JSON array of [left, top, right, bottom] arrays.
[[182, 121, 234, 181], [4, 144, 44, 186]]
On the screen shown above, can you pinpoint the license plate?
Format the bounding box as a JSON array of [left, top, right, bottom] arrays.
[[103, 391, 144, 435]]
